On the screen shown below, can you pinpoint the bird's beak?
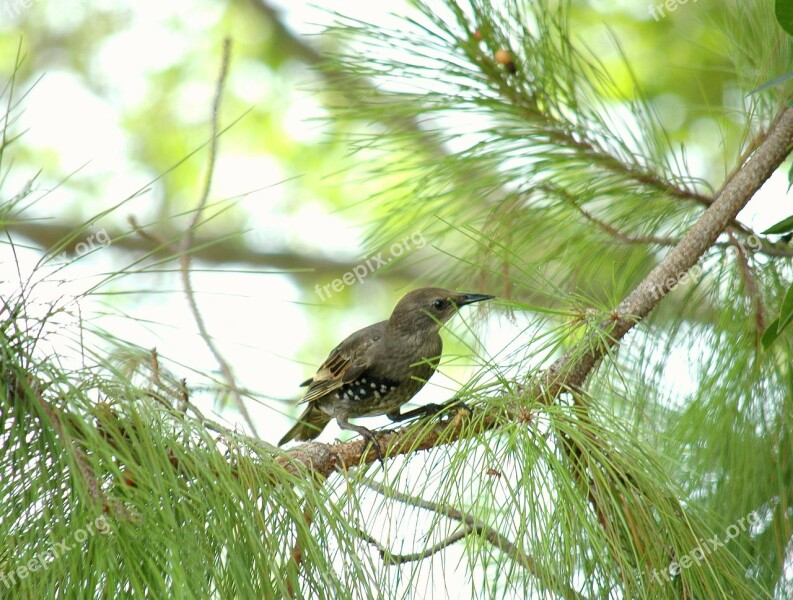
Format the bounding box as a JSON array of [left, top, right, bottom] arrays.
[[455, 293, 495, 306]]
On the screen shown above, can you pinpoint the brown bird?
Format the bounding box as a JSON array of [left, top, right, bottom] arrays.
[[278, 287, 493, 448]]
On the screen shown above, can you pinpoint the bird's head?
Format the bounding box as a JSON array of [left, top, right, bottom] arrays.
[[388, 287, 494, 332]]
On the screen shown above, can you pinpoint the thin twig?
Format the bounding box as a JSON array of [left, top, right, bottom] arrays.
[[540, 182, 682, 247], [286, 501, 314, 598], [357, 526, 471, 565], [127, 216, 166, 246], [37, 394, 101, 503], [571, 201, 679, 247], [178, 377, 189, 414], [184, 395, 277, 453], [731, 241, 793, 257], [142, 353, 278, 453], [729, 231, 766, 338], [174, 38, 259, 438]]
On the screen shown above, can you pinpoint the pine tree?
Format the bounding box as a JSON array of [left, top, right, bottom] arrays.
[[1, 1, 792, 598]]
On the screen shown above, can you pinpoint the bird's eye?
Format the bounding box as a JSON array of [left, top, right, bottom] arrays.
[[433, 299, 446, 309]]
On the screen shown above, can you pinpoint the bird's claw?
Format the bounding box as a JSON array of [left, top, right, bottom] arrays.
[[447, 399, 473, 415], [420, 403, 444, 416], [434, 398, 473, 420], [361, 430, 385, 465]]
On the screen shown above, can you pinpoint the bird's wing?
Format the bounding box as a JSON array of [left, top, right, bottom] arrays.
[[298, 331, 378, 404]]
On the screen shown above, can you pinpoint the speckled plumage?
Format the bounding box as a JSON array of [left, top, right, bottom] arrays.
[[278, 287, 493, 446]]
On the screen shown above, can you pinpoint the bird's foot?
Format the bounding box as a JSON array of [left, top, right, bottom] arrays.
[[419, 403, 444, 416], [443, 397, 473, 414], [337, 417, 386, 466], [420, 399, 473, 420], [403, 399, 472, 425], [433, 397, 473, 421], [359, 428, 385, 465], [383, 400, 473, 432]]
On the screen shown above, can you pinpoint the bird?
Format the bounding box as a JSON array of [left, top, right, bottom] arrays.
[[278, 287, 494, 449]]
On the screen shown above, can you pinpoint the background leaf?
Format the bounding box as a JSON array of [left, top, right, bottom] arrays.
[[752, 70, 793, 93], [761, 212, 793, 233], [776, 0, 793, 36], [763, 282, 793, 347]]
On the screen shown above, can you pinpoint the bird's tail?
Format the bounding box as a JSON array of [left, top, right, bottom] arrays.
[[278, 405, 331, 446]]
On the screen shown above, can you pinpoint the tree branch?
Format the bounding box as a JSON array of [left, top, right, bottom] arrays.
[[549, 182, 793, 257], [285, 501, 314, 598], [146, 348, 278, 453], [566, 196, 679, 247], [357, 526, 470, 565], [729, 231, 766, 340], [10, 221, 431, 279]]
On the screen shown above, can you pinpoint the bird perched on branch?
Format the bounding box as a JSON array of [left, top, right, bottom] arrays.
[[278, 287, 493, 449]]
